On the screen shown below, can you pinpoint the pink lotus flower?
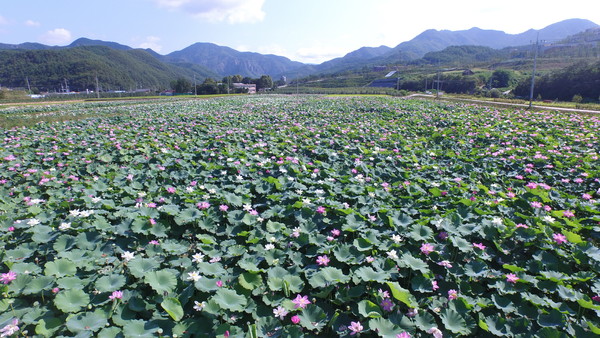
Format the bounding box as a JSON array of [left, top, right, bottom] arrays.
[[473, 242, 486, 250], [291, 315, 300, 324], [397, 333, 411, 338], [348, 321, 363, 335], [563, 210, 575, 218], [420, 243, 434, 255], [219, 204, 229, 212], [506, 273, 519, 284], [525, 182, 538, 189], [316, 255, 330, 266], [0, 318, 19, 337], [432, 280, 439, 291], [427, 327, 443, 338], [316, 206, 326, 214], [530, 201, 542, 208], [196, 201, 210, 209], [553, 233, 568, 245], [216, 280, 223, 287], [166, 187, 176, 194], [109, 290, 123, 300], [448, 289, 458, 300], [291, 294, 311, 309], [0, 271, 17, 284]]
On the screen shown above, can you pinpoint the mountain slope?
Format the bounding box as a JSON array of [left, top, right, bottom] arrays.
[[68, 37, 133, 50], [383, 18, 599, 62], [0, 46, 216, 92], [165, 42, 307, 78]]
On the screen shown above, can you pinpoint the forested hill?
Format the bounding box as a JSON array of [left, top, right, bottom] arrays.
[[0, 46, 216, 92]]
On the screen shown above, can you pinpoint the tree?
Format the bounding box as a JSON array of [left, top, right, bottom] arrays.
[[256, 75, 273, 91], [171, 78, 192, 94], [231, 75, 243, 83], [491, 69, 513, 88]]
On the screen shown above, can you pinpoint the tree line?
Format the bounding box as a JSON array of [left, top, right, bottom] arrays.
[[170, 74, 277, 94], [513, 61, 600, 102]]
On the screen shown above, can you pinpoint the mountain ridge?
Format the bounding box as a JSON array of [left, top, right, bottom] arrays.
[[0, 18, 597, 88]]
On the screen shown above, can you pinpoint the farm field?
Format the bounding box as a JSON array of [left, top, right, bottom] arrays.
[[1, 95, 599, 337]]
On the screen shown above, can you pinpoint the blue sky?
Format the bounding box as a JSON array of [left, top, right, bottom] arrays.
[[0, 0, 598, 64]]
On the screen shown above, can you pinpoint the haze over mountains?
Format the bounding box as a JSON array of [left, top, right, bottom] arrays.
[[0, 18, 597, 92]]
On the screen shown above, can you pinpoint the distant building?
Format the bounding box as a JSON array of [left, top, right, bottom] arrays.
[[368, 78, 398, 88], [233, 83, 256, 94]]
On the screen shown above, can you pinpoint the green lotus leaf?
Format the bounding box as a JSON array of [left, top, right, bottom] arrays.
[[409, 224, 433, 241], [23, 275, 55, 295], [353, 238, 373, 251], [308, 267, 350, 288], [35, 318, 63, 337], [44, 258, 77, 278], [95, 274, 127, 293], [212, 288, 247, 312], [7, 274, 33, 295], [357, 300, 383, 318], [353, 266, 388, 283], [128, 258, 160, 278], [122, 319, 160, 338], [53, 234, 77, 252], [239, 272, 263, 290], [66, 310, 108, 333], [538, 309, 566, 327], [414, 311, 436, 331], [440, 309, 474, 335], [161, 297, 184, 321], [464, 260, 488, 277], [175, 208, 201, 225], [144, 269, 178, 294], [398, 253, 430, 274], [56, 276, 88, 290], [54, 289, 90, 313], [298, 304, 327, 332], [386, 282, 418, 308]]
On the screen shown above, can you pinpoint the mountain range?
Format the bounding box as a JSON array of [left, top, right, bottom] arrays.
[[0, 18, 597, 92]]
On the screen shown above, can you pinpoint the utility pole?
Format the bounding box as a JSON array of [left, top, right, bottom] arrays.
[[95, 74, 100, 99], [25, 77, 32, 94], [436, 69, 441, 99], [528, 34, 539, 109], [194, 75, 197, 96]]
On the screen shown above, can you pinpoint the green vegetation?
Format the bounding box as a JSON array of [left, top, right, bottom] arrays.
[[1, 96, 599, 337], [0, 46, 215, 92], [514, 61, 600, 102]]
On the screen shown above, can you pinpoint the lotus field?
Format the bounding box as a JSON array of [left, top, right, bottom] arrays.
[[2, 96, 600, 337]]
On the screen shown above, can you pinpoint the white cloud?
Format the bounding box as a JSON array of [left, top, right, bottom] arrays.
[[155, 0, 265, 23], [40, 28, 72, 45], [137, 36, 163, 52], [25, 20, 41, 27]]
